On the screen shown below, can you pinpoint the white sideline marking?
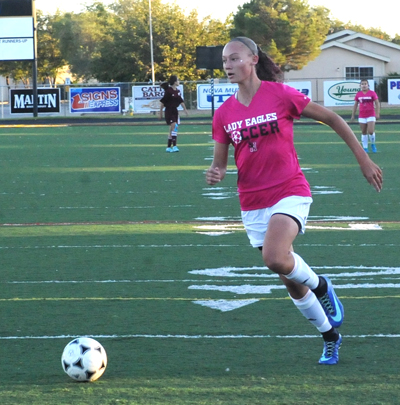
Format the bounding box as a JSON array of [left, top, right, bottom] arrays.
[[189, 266, 400, 310], [189, 266, 400, 278], [307, 223, 382, 230], [193, 299, 259, 312], [0, 243, 244, 250], [196, 232, 234, 236], [1, 333, 400, 340], [5, 266, 400, 285]]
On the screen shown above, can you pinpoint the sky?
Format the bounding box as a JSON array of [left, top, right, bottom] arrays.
[[35, 0, 399, 38]]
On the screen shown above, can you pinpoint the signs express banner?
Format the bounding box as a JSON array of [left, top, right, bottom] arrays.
[[10, 88, 60, 114], [70, 87, 121, 114]]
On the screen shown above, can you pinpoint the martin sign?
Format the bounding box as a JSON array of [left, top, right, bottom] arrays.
[[10, 88, 60, 114]]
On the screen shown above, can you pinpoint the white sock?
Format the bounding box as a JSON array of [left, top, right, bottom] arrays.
[[361, 134, 369, 148], [291, 289, 331, 333], [369, 133, 376, 144], [285, 252, 319, 290]]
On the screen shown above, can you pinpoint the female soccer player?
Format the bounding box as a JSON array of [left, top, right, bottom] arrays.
[[206, 37, 383, 365], [351, 79, 380, 153], [159, 75, 188, 152]]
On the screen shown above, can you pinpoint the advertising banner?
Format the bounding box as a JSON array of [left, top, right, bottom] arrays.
[[196, 83, 238, 110], [0, 16, 34, 61], [10, 88, 60, 114], [323, 80, 374, 107], [196, 82, 312, 110], [70, 87, 121, 114], [285, 81, 312, 100], [132, 85, 184, 113], [388, 79, 400, 105]]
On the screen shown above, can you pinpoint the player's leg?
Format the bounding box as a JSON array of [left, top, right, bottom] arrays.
[[164, 111, 174, 152], [261, 215, 342, 364], [262, 196, 343, 361], [280, 275, 341, 364], [263, 210, 344, 326], [359, 121, 369, 152], [171, 116, 180, 152], [367, 120, 377, 153]]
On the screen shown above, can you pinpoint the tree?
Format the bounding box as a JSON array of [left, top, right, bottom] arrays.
[[0, 61, 31, 87], [0, 10, 66, 86], [393, 35, 400, 45], [50, 0, 230, 83], [91, 0, 230, 83], [230, 0, 331, 71], [36, 11, 67, 84], [328, 19, 393, 42], [52, 2, 113, 82]]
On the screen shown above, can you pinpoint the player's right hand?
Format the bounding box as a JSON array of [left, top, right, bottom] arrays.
[[206, 167, 222, 185]]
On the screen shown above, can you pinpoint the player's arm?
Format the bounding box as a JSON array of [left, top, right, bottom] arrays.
[[206, 141, 229, 185], [180, 101, 189, 116], [374, 98, 380, 119], [351, 99, 359, 120], [159, 101, 164, 120], [302, 101, 383, 192]]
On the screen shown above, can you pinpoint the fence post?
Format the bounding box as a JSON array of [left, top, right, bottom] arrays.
[[1, 86, 3, 120]]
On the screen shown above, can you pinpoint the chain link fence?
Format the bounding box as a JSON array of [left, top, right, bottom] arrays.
[[1, 76, 399, 119]]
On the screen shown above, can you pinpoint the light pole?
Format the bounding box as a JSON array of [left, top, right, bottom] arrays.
[[32, 0, 38, 117], [149, 0, 155, 84]]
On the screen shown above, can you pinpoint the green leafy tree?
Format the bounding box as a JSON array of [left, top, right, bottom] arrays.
[[230, 0, 331, 71], [52, 2, 113, 82], [91, 0, 230, 83], [393, 35, 400, 45], [36, 11, 67, 84], [328, 19, 393, 42], [0, 10, 66, 86], [0, 61, 31, 87]]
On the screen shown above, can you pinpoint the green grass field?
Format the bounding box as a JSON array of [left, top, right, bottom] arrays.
[[0, 121, 400, 404]]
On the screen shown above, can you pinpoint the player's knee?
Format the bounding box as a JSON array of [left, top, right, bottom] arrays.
[[262, 250, 288, 274]]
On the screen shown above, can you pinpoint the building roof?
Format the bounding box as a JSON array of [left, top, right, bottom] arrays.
[[324, 30, 400, 50], [321, 41, 391, 62], [321, 30, 400, 63]]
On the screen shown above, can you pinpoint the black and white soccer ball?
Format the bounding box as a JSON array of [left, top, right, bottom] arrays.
[[61, 337, 107, 382]]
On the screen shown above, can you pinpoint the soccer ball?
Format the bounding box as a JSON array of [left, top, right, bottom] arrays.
[[61, 337, 107, 382]]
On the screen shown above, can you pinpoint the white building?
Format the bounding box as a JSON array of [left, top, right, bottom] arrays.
[[285, 30, 400, 103]]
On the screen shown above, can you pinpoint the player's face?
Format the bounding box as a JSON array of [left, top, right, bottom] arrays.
[[222, 42, 257, 83], [360, 81, 369, 91]]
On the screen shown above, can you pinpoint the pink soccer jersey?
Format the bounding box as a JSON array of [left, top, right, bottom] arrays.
[[212, 81, 312, 211], [355, 90, 378, 118]]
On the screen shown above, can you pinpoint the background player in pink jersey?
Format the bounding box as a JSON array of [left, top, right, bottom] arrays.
[[160, 75, 188, 153], [351, 79, 380, 153], [206, 37, 383, 365]]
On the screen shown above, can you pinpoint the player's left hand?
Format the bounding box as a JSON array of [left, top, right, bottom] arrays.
[[360, 158, 383, 192]]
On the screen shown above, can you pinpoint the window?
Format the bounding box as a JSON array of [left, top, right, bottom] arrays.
[[345, 67, 374, 80]]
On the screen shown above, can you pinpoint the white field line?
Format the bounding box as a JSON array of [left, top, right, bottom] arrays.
[[0, 333, 400, 340], [5, 266, 400, 285]]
